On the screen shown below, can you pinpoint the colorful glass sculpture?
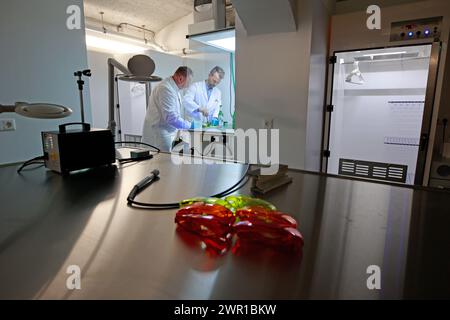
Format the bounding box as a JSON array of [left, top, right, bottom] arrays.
[[175, 196, 303, 256]]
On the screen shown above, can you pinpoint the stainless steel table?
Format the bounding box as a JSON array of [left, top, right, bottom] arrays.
[[0, 153, 449, 299]]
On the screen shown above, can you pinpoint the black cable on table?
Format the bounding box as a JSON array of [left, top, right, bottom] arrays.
[[17, 156, 45, 173], [114, 141, 161, 153], [115, 141, 161, 164], [127, 164, 251, 210]]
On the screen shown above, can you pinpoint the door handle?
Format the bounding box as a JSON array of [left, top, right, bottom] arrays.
[[420, 133, 429, 151]]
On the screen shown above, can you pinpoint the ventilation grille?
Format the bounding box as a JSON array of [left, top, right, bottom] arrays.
[[339, 159, 408, 183]]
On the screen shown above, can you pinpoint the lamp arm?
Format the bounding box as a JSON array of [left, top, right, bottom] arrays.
[[0, 104, 17, 113], [107, 58, 131, 138]]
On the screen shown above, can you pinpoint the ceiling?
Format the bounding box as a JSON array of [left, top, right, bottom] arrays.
[[84, 0, 194, 33]]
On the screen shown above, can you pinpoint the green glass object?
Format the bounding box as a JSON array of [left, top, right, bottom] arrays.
[[218, 107, 224, 127], [180, 197, 230, 209], [224, 195, 276, 211], [232, 111, 236, 129], [180, 196, 276, 214]]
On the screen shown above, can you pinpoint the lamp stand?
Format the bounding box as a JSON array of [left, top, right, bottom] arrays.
[[74, 70, 91, 123]]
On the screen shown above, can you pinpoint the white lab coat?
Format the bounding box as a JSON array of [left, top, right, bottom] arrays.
[[183, 81, 222, 121], [142, 77, 191, 152]]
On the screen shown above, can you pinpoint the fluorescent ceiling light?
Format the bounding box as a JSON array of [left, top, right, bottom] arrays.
[[85, 29, 148, 54], [363, 51, 407, 57], [208, 37, 235, 52], [188, 28, 235, 52]]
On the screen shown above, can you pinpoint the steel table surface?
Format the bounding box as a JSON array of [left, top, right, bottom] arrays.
[[0, 153, 449, 299]]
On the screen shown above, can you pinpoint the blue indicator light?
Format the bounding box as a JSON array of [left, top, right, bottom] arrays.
[[408, 31, 414, 37], [424, 29, 430, 36]]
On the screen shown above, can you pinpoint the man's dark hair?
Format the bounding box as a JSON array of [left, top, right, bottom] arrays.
[[174, 66, 193, 78], [209, 66, 225, 79]]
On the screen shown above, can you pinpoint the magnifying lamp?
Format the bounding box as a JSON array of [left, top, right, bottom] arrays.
[[120, 55, 162, 82], [108, 54, 162, 138], [0, 102, 73, 119]]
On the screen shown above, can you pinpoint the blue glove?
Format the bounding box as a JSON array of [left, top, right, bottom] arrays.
[[190, 121, 195, 129], [211, 117, 219, 126]]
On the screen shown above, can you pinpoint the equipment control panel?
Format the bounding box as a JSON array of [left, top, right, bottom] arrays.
[[390, 16, 442, 42]]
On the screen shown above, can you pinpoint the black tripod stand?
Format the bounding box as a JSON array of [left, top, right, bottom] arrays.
[[74, 69, 91, 123]]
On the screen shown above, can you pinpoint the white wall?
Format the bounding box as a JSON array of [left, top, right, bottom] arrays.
[[0, 0, 91, 165], [155, 13, 194, 52], [330, 0, 450, 52], [236, 0, 331, 170], [87, 51, 111, 129], [335, 0, 425, 14]]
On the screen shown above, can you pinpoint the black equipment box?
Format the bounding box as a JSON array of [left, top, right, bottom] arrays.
[[42, 122, 115, 174]]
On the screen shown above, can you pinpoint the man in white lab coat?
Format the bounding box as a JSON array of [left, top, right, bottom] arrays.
[[142, 66, 193, 152], [183, 66, 225, 125]]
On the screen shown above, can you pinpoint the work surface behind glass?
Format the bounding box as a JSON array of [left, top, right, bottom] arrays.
[[0, 153, 449, 299]]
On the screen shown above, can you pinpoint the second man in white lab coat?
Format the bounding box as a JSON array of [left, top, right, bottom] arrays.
[[183, 66, 225, 125], [142, 66, 194, 152]]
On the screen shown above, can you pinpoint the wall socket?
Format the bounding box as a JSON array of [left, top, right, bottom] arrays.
[[0, 119, 16, 131], [264, 119, 274, 129]]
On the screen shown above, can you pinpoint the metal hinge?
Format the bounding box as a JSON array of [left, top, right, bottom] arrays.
[[329, 55, 337, 64], [323, 150, 331, 158], [326, 105, 334, 112]]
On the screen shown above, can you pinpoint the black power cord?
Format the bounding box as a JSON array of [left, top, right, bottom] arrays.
[[127, 164, 251, 210], [17, 156, 45, 173]]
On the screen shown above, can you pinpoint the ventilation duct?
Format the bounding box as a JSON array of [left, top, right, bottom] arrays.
[[194, 0, 213, 13], [232, 0, 297, 35], [189, 0, 226, 35]]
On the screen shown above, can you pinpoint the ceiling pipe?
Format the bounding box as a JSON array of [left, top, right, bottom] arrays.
[[85, 17, 167, 52], [117, 23, 156, 39]]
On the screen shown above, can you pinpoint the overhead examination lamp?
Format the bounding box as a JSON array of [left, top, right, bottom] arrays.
[[345, 61, 365, 85], [0, 102, 72, 119], [108, 54, 162, 139]]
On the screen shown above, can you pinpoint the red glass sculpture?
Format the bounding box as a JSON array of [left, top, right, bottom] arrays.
[[175, 203, 235, 254], [235, 206, 298, 228], [233, 221, 304, 253], [176, 226, 232, 256]]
